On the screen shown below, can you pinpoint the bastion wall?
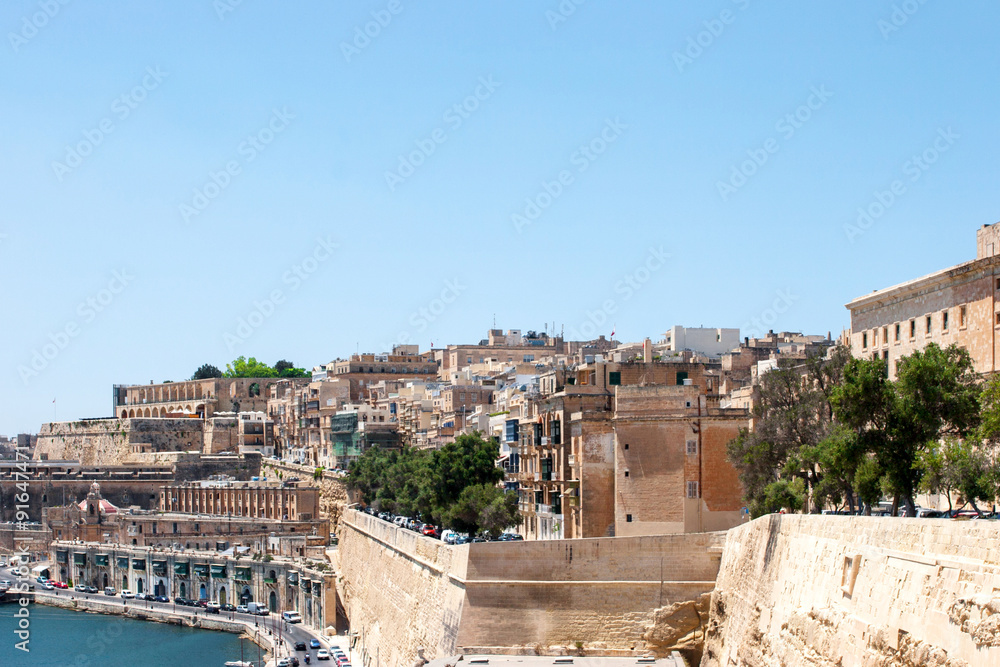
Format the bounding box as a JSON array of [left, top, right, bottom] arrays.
[[701, 514, 1000, 667], [336, 509, 724, 665]]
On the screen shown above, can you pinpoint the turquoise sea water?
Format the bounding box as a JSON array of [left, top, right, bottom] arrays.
[[0, 603, 263, 667]]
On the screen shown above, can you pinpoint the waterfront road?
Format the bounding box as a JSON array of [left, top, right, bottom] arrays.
[[32, 588, 359, 666]]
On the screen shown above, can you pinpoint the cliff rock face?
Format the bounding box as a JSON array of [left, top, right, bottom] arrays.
[[701, 515, 1000, 667]]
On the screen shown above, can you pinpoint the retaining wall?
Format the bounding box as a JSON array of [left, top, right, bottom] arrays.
[[701, 515, 1000, 667]]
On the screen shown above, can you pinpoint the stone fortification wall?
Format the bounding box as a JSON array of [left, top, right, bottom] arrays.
[[337, 509, 468, 667], [337, 510, 724, 665], [701, 514, 1000, 667], [34, 419, 204, 465]]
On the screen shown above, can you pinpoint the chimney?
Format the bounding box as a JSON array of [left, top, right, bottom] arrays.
[[643, 338, 652, 363]]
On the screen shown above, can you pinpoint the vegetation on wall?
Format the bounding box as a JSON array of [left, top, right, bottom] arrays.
[[729, 343, 994, 518], [346, 432, 519, 538]]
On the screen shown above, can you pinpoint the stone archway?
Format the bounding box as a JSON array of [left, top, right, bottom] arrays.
[[199, 583, 207, 600], [179, 582, 186, 599], [128, 409, 135, 418], [121, 410, 128, 418], [102, 573, 109, 589], [136, 578, 144, 594], [156, 579, 166, 597], [241, 586, 252, 603], [122, 574, 128, 590], [268, 590, 277, 612], [218, 586, 227, 606]]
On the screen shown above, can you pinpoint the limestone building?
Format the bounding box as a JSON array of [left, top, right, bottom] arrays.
[[51, 541, 336, 628], [513, 359, 749, 539], [847, 223, 1000, 379], [115, 377, 280, 419], [160, 479, 320, 521]]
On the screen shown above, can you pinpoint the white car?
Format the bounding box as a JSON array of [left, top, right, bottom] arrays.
[[120, 590, 136, 599], [316, 649, 330, 660], [236, 604, 249, 614], [41, 582, 54, 590]]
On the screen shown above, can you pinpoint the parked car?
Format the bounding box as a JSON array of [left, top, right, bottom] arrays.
[[236, 605, 249, 614], [41, 582, 54, 590], [85, 586, 99, 594], [205, 605, 220, 614], [220, 603, 236, 612], [421, 525, 440, 539], [52, 581, 68, 589], [498, 533, 524, 541], [120, 590, 136, 599], [378, 512, 392, 521], [277, 659, 292, 667], [154, 595, 169, 603], [316, 649, 330, 660]]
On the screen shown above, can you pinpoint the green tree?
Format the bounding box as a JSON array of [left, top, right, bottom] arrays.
[[892, 344, 980, 516], [727, 347, 847, 517], [971, 375, 1000, 506], [275, 360, 310, 378], [443, 484, 520, 538], [830, 355, 896, 513], [833, 344, 980, 516], [224, 356, 278, 378], [347, 433, 507, 528], [191, 364, 223, 380], [426, 433, 504, 516]]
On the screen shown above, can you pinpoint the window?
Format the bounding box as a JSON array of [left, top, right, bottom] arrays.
[[995, 277, 1000, 290], [686, 481, 700, 499], [686, 440, 698, 456], [624, 470, 629, 478], [608, 371, 621, 386], [882, 327, 889, 345], [873, 330, 879, 347], [910, 320, 916, 338], [943, 310, 950, 331], [961, 306, 967, 327], [926, 316, 933, 334], [995, 312, 1000, 326], [626, 514, 633, 523], [862, 332, 868, 349], [623, 443, 629, 450], [676, 371, 689, 385], [895, 323, 901, 342]]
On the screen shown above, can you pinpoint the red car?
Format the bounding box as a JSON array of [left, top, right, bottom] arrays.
[[421, 525, 439, 539], [52, 581, 68, 589]]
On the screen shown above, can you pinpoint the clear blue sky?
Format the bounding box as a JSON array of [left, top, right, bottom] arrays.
[[2, 1, 997, 435]]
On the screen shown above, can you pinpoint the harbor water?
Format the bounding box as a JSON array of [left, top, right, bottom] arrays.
[[0, 603, 260, 667]]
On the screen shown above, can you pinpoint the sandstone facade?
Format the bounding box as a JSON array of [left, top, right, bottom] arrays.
[[336, 509, 724, 666], [701, 515, 1000, 667]]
